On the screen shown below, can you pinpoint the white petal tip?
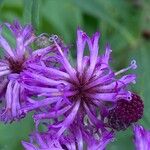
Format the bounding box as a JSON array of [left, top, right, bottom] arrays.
[[131, 60, 137, 70]]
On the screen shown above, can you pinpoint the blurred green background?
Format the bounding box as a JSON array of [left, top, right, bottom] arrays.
[[0, 0, 150, 149]]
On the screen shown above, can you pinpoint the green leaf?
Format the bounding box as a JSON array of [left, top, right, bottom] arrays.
[[23, 0, 33, 23], [31, 0, 40, 32], [41, 0, 83, 41], [129, 0, 150, 128], [23, 0, 40, 31], [0, 0, 4, 6], [73, 0, 136, 46], [131, 41, 150, 128], [107, 128, 134, 150], [0, 114, 33, 150]]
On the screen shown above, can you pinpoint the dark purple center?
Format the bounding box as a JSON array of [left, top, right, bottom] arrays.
[[107, 93, 144, 131], [70, 74, 93, 104], [8, 58, 25, 73]]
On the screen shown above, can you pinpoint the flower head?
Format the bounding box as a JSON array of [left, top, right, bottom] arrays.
[[22, 126, 114, 150], [133, 124, 150, 150], [21, 28, 137, 139], [0, 21, 55, 123], [107, 93, 144, 131]]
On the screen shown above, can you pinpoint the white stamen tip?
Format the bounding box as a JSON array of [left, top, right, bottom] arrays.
[[37, 33, 49, 38], [132, 80, 136, 84], [127, 91, 132, 101], [127, 96, 132, 101], [131, 60, 137, 70], [49, 34, 58, 42], [111, 138, 115, 142]]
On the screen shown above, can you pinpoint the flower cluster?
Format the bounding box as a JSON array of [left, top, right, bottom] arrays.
[[0, 21, 146, 150]]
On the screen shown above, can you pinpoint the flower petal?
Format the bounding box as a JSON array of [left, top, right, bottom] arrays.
[[133, 124, 150, 150]]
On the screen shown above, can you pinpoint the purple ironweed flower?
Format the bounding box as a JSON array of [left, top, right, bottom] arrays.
[[107, 93, 144, 131], [22, 126, 114, 150], [133, 124, 150, 150], [0, 21, 57, 123], [21, 28, 137, 139]]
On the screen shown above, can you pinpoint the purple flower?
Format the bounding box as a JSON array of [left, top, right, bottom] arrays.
[[133, 124, 150, 150], [21, 29, 136, 139], [0, 21, 54, 123], [22, 126, 114, 150]]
